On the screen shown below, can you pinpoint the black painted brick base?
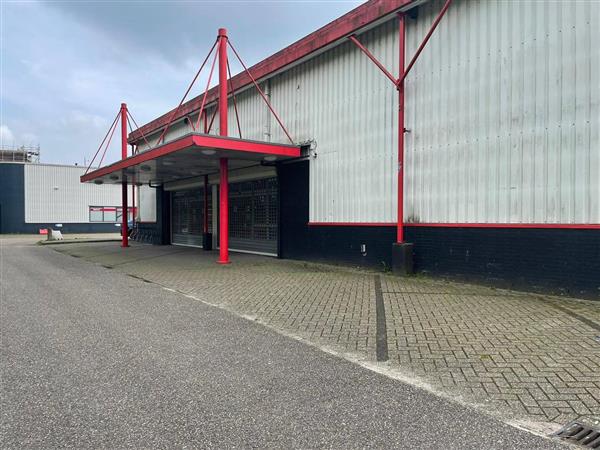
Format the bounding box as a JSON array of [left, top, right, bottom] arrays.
[[278, 160, 599, 300], [406, 227, 600, 299]]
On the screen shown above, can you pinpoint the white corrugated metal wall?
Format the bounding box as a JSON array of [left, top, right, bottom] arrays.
[[137, 0, 599, 225], [404, 0, 599, 224], [138, 185, 156, 222], [270, 23, 398, 223], [225, 85, 268, 141], [25, 164, 131, 223]]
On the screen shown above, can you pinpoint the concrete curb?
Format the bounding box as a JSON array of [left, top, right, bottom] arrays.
[[38, 239, 121, 246]]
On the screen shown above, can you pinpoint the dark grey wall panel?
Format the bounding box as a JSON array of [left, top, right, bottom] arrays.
[[0, 164, 25, 233]]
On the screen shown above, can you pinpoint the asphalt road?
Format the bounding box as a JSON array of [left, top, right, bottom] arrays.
[[0, 238, 562, 448]]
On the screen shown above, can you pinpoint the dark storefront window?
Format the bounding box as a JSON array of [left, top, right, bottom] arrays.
[[171, 188, 211, 247]]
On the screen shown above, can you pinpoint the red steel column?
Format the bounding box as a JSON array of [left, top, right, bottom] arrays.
[[397, 14, 406, 244], [217, 28, 230, 264], [121, 103, 129, 248]]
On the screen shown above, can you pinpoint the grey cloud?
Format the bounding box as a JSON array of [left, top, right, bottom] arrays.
[[2, 0, 361, 165]]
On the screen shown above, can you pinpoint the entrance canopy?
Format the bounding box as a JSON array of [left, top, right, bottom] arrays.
[[81, 133, 300, 185]]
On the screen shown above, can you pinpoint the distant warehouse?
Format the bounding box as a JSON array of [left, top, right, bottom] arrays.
[[0, 161, 144, 234], [81, 0, 599, 297]]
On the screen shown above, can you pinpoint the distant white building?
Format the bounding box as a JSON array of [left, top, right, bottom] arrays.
[[0, 161, 138, 234]]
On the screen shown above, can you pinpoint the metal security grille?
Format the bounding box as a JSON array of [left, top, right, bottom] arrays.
[[228, 177, 278, 255], [171, 188, 211, 247]]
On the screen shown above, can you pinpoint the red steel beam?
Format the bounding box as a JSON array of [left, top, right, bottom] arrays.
[[397, 12, 406, 243], [127, 110, 151, 153], [129, 0, 414, 142], [307, 222, 600, 230], [397, 0, 453, 86], [218, 30, 228, 138], [80, 134, 300, 183], [120, 103, 129, 248], [85, 109, 120, 175], [228, 41, 294, 144], [217, 29, 230, 265], [206, 106, 218, 134], [348, 35, 397, 86], [156, 40, 218, 145], [98, 112, 120, 168], [193, 47, 220, 132], [349, 2, 452, 243], [227, 59, 242, 139]]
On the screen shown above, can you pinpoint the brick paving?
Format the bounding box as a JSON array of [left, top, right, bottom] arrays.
[[51, 241, 600, 428]]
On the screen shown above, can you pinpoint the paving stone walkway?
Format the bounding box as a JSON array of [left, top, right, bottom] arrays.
[[51, 241, 600, 430]]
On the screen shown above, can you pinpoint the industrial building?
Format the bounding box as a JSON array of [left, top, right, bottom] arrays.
[[81, 0, 599, 297], [0, 161, 135, 234]]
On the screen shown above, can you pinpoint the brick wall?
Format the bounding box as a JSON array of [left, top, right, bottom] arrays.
[[278, 161, 599, 299]]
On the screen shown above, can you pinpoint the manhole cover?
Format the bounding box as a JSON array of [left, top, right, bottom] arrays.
[[554, 421, 600, 448]]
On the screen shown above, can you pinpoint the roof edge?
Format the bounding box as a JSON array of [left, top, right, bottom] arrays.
[[129, 0, 414, 142]]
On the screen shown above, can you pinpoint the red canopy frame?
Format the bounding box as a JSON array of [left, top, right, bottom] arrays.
[[83, 28, 300, 265], [80, 133, 299, 184]]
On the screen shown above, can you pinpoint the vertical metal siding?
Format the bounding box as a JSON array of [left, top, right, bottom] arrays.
[[405, 0, 600, 224], [138, 185, 157, 222], [271, 21, 398, 223], [226, 86, 268, 141], [24, 164, 129, 223], [136, 0, 598, 225]]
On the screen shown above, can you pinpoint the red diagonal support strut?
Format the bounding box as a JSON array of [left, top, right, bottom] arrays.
[[98, 112, 120, 168], [348, 35, 397, 86], [85, 109, 120, 174], [227, 59, 242, 139], [227, 40, 294, 144], [348, 0, 453, 244], [206, 106, 218, 134], [194, 44, 220, 132], [127, 110, 151, 154], [398, 0, 453, 86], [156, 39, 218, 146]]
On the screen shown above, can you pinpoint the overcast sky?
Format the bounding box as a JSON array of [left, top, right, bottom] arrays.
[[1, 0, 361, 166]]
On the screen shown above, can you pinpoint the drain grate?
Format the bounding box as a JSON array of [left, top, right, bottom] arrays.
[[555, 421, 600, 448]]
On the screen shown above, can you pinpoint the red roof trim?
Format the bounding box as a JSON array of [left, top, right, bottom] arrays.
[[81, 134, 300, 182], [307, 222, 600, 229], [129, 0, 413, 142], [308, 222, 397, 227]]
